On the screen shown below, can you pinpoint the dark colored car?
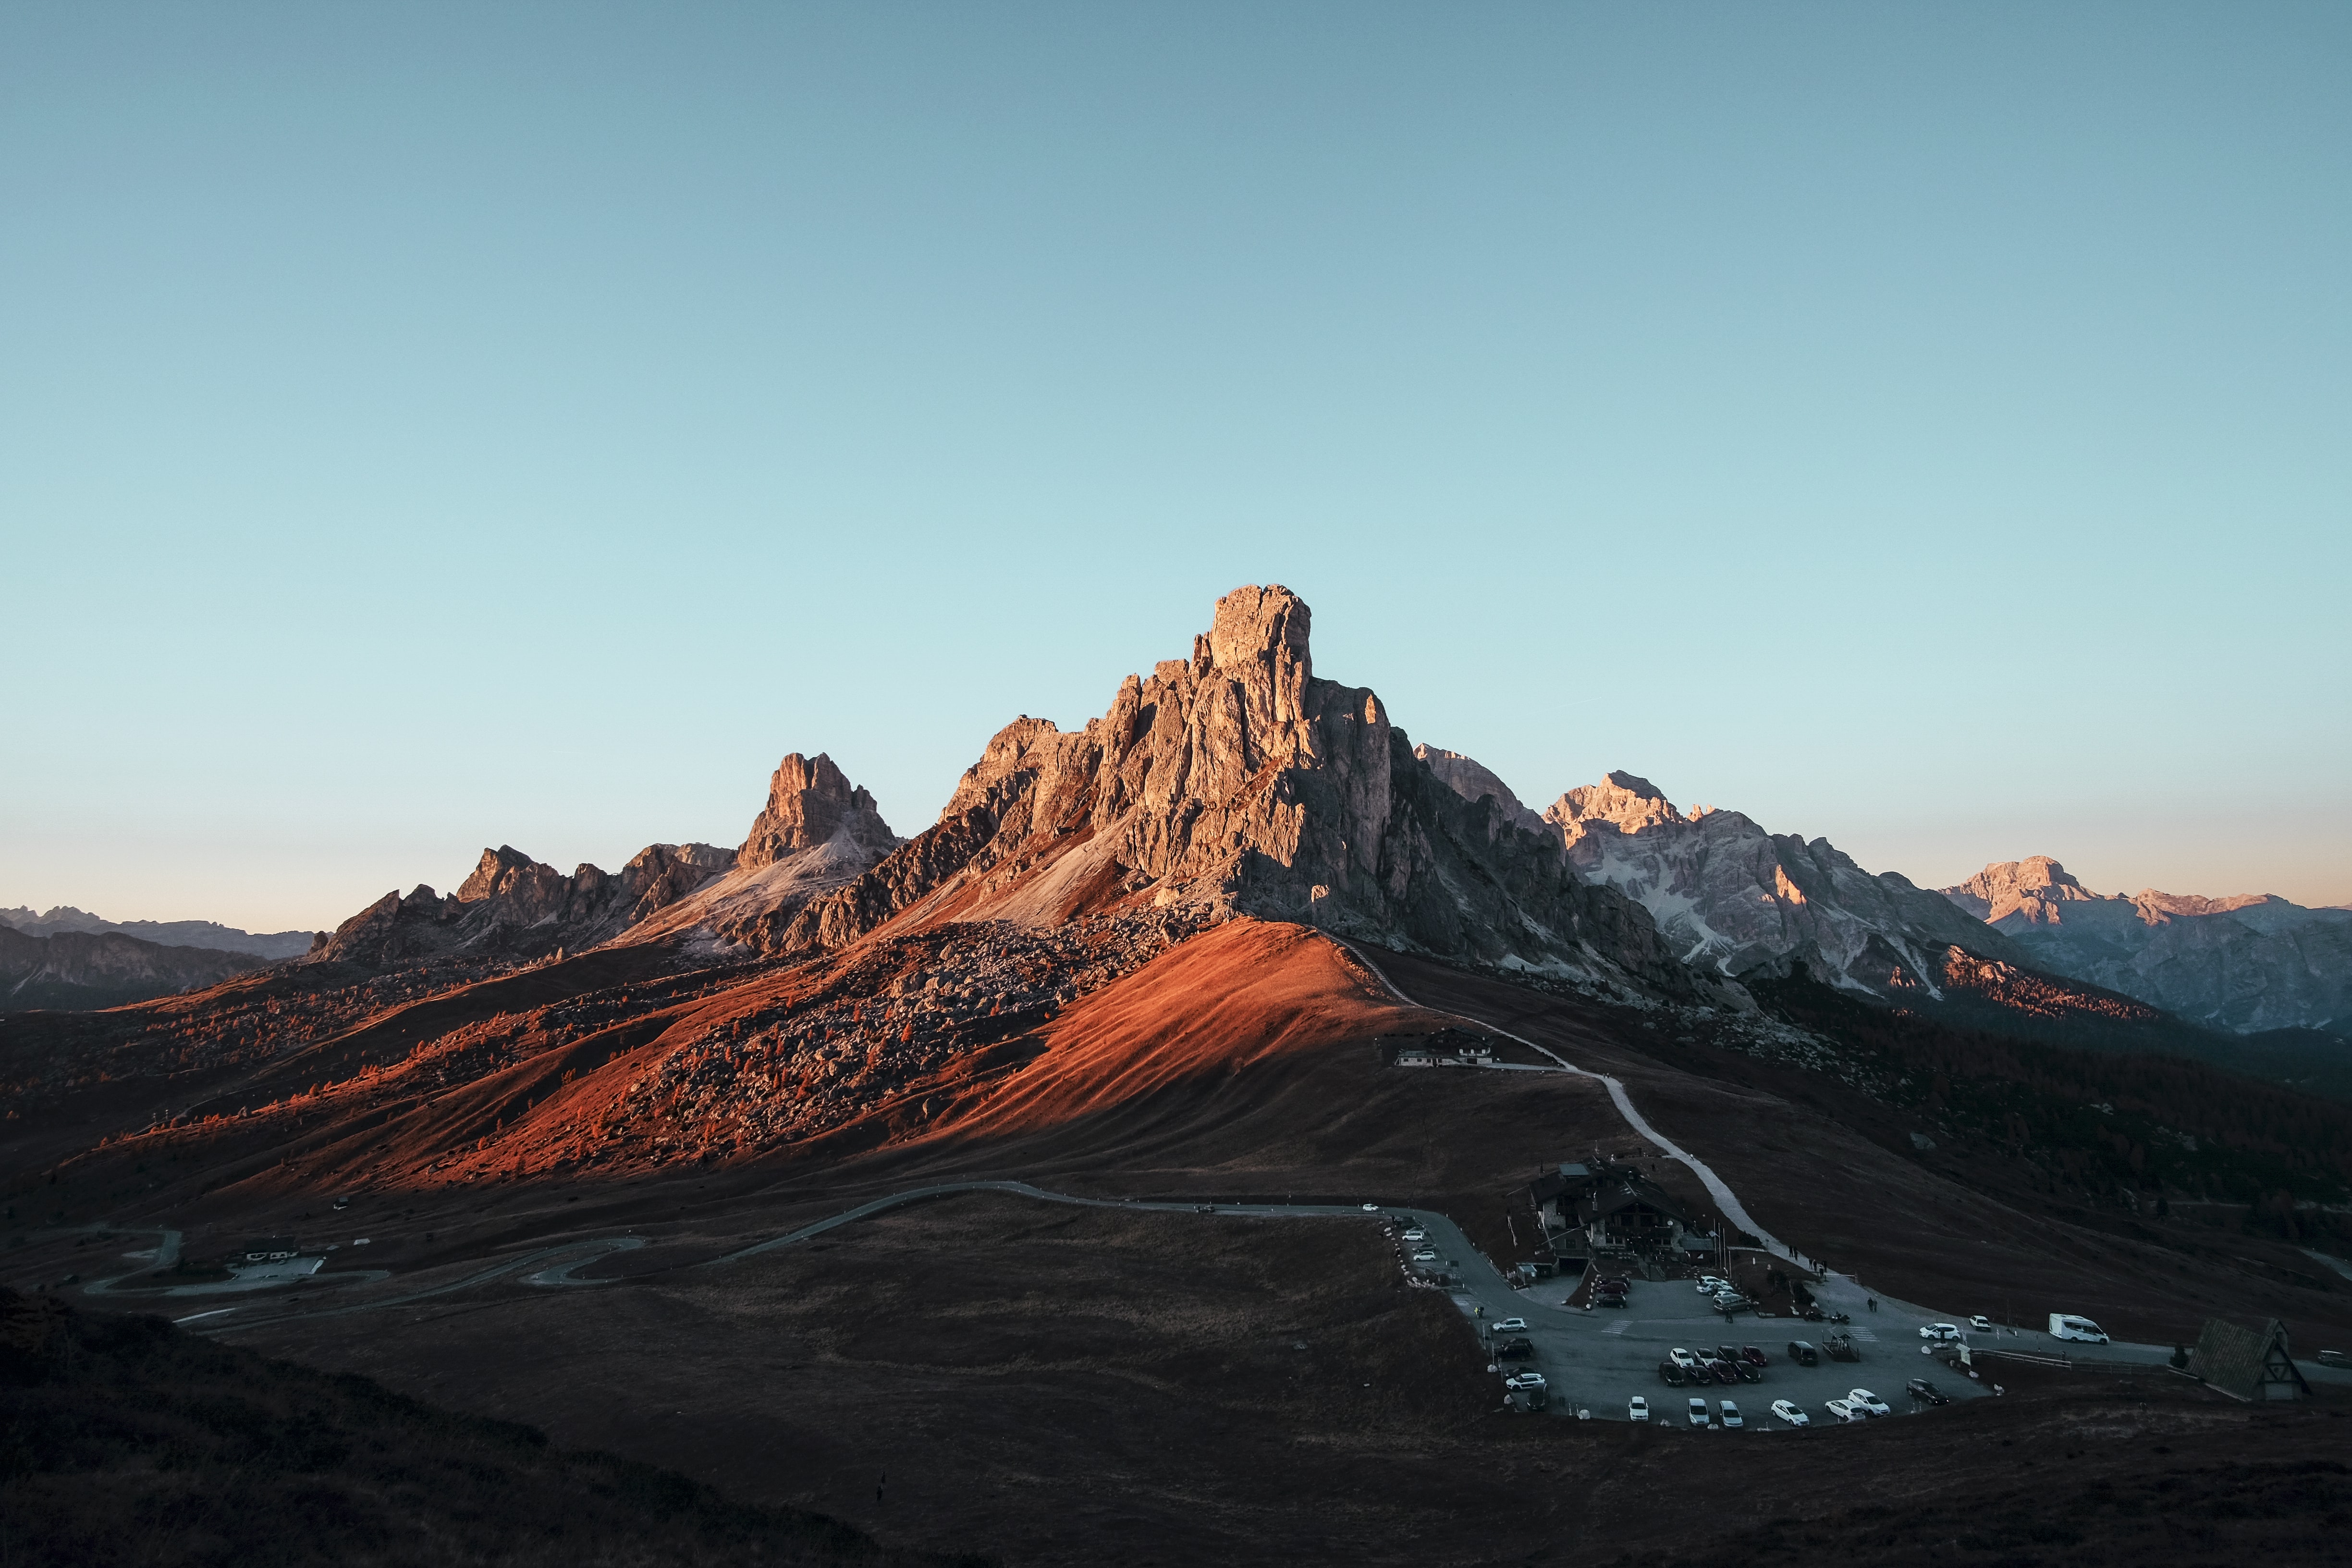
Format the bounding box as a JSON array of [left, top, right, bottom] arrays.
[[1906, 1378, 1948, 1406], [1593, 1276, 1630, 1294], [1800, 1307, 1825, 1322], [1659, 1360, 1687, 1386], [1734, 1360, 1764, 1383], [1707, 1360, 1740, 1386], [1595, 1292, 1628, 1308], [1739, 1345, 1769, 1368], [1495, 1336, 1535, 1361], [1787, 1340, 1819, 1365]]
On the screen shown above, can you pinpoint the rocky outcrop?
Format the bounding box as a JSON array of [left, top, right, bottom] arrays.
[[0, 906, 316, 961], [737, 753, 898, 871], [1939, 859, 2352, 1033], [310, 841, 739, 968], [1412, 745, 1548, 833], [760, 586, 1690, 989], [617, 754, 902, 952], [1539, 771, 2024, 993], [0, 925, 270, 1010]]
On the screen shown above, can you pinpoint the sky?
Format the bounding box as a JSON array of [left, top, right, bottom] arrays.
[[4, 2, 2348, 933]]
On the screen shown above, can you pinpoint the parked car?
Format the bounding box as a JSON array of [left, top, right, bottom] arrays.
[[1361, 1202, 1381, 1211], [1824, 1398, 1864, 1422], [1628, 1396, 1650, 1422], [1707, 1360, 1740, 1386], [1714, 1296, 1755, 1316], [1696, 1275, 1729, 1294], [1769, 1399, 1810, 1427], [1593, 1276, 1630, 1294], [1659, 1360, 1688, 1386], [1669, 1347, 1700, 1370], [1969, 1315, 1993, 1332], [1495, 1336, 1535, 1361], [1787, 1340, 1820, 1366], [1493, 1318, 1528, 1334], [1718, 1400, 1743, 1429], [1905, 1378, 1948, 1406], [1734, 1360, 1763, 1383], [1595, 1291, 1628, 1308], [1504, 1370, 1547, 1391], [1739, 1345, 1770, 1368], [1401, 1228, 1426, 1243], [1411, 1249, 1439, 1263], [1919, 1323, 1961, 1342], [1847, 1388, 1891, 1417], [1686, 1397, 1711, 1427]]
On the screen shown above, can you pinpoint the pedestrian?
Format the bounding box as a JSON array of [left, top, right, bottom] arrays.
[[1867, 1297, 1877, 1312]]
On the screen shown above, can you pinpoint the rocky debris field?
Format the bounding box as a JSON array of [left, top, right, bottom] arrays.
[[580, 912, 1209, 1171]]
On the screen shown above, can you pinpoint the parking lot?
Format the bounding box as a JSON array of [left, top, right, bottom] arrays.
[[1385, 1209, 1998, 1423]]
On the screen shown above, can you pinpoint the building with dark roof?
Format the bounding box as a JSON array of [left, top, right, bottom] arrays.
[[2187, 1317, 2310, 1401]]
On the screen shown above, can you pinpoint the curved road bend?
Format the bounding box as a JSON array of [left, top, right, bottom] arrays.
[[1325, 936, 1795, 1263]]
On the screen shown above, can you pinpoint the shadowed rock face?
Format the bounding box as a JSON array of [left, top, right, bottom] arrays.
[[762, 586, 1689, 987], [1939, 858, 2352, 1033], [0, 925, 270, 1009]]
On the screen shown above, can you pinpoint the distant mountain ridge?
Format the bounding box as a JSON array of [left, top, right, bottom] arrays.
[[0, 906, 315, 960], [307, 752, 901, 968], [1939, 856, 2352, 1034], [0, 924, 270, 1010]]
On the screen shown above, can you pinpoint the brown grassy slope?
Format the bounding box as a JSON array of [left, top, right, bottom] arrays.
[[0, 1285, 966, 1568], [1371, 947, 2352, 1347], [222, 1189, 2352, 1568]]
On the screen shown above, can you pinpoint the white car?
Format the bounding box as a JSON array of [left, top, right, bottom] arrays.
[[1969, 1315, 1993, 1332], [1361, 1202, 1380, 1212], [1503, 1370, 1547, 1391], [1493, 1317, 1528, 1334], [1628, 1396, 1650, 1422], [1669, 1347, 1700, 1369], [1718, 1400, 1743, 1429], [1769, 1399, 1810, 1427], [1824, 1398, 1864, 1422], [1401, 1228, 1427, 1243], [1411, 1249, 1439, 1263], [1696, 1275, 1728, 1294], [1686, 1397, 1711, 1427], [1919, 1323, 1961, 1341], [1847, 1388, 1891, 1417]]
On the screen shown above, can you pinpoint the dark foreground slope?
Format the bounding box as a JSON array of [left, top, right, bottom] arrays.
[[0, 1286, 966, 1568]]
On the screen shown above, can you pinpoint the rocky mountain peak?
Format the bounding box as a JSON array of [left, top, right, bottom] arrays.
[[739, 752, 898, 871], [761, 584, 1690, 989], [1545, 772, 1685, 845], [1413, 745, 1546, 833], [1936, 857, 2101, 922]]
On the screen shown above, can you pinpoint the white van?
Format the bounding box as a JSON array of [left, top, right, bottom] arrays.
[[2048, 1312, 2109, 1344]]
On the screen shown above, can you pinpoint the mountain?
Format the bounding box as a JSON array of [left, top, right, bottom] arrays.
[[0, 906, 315, 961], [617, 752, 903, 954], [306, 752, 898, 969], [0, 924, 271, 1010], [1514, 768, 2022, 995], [1941, 857, 2352, 1034], [763, 586, 1688, 989]]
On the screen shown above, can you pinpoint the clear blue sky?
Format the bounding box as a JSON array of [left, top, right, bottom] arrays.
[[5, 2, 2347, 932]]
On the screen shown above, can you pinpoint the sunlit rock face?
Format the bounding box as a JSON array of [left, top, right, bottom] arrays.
[[1939, 858, 2352, 1033], [762, 585, 1690, 988], [1521, 772, 2019, 991]]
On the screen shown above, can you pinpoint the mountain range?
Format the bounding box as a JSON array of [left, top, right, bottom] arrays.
[[0, 906, 315, 960], [10, 583, 2352, 1566]]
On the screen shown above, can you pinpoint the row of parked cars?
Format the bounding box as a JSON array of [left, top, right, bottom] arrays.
[[1627, 1379, 1947, 1427], [1658, 1344, 1766, 1385]]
